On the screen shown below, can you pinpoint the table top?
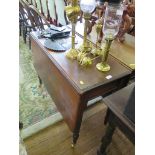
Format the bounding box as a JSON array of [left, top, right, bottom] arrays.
[[103, 83, 135, 133], [31, 31, 131, 94], [70, 22, 135, 71]]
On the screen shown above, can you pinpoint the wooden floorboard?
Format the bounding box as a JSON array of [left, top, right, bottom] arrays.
[[25, 102, 134, 155]]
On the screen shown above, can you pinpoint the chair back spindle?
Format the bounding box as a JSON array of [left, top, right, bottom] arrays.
[[34, 0, 37, 8], [46, 0, 53, 24], [39, 0, 44, 16], [54, 2, 58, 26]]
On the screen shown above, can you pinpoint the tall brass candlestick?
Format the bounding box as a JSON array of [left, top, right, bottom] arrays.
[[79, 13, 92, 53], [91, 18, 103, 56], [96, 36, 113, 72], [65, 0, 80, 59]]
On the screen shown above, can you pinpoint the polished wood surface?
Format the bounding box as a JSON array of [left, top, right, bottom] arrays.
[[31, 32, 131, 93], [25, 102, 134, 155], [98, 83, 135, 155], [30, 31, 131, 144], [71, 22, 135, 71]]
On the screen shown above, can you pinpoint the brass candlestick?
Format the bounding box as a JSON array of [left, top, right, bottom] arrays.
[[91, 18, 103, 56], [96, 36, 113, 72], [77, 13, 93, 66], [79, 13, 92, 53], [65, 1, 80, 59]]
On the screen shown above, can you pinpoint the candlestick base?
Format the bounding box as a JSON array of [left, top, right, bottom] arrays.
[[96, 62, 110, 72], [91, 48, 102, 56], [78, 42, 92, 53], [66, 48, 78, 60], [77, 51, 92, 66]]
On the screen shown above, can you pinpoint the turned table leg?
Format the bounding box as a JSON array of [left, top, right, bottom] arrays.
[[71, 119, 82, 148], [71, 101, 87, 148], [97, 124, 116, 155], [104, 108, 110, 125], [72, 131, 80, 148]]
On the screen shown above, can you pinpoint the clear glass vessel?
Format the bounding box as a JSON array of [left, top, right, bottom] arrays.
[[80, 0, 96, 13], [96, 3, 123, 72], [103, 3, 123, 39]]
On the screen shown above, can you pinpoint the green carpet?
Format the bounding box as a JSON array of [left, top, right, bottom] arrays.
[[19, 37, 62, 138]]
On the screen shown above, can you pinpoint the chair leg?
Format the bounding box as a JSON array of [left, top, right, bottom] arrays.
[[19, 23, 22, 36], [19, 122, 23, 130], [23, 27, 26, 44], [25, 27, 27, 43], [97, 124, 116, 155], [104, 108, 110, 125], [29, 35, 31, 50]]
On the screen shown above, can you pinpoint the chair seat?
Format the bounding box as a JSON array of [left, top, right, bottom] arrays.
[[103, 83, 135, 122], [97, 83, 135, 155], [103, 83, 135, 141]]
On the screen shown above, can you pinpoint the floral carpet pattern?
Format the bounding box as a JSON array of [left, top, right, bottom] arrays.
[[19, 37, 58, 129]]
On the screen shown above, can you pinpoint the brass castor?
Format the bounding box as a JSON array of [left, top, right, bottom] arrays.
[[71, 143, 75, 148]]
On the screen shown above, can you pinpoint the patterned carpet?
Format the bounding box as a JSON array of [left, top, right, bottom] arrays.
[[19, 37, 62, 138]]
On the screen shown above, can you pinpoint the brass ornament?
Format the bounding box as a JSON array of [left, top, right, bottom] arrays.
[[65, 0, 80, 59], [91, 18, 103, 56], [77, 51, 92, 66], [96, 36, 113, 72]]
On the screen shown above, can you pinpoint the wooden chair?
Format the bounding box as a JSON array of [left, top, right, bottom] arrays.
[[21, 0, 50, 29], [28, 5, 50, 30], [20, 0, 68, 48], [20, 0, 50, 49], [26, 0, 57, 25], [97, 83, 135, 155], [28, 5, 51, 48], [19, 0, 35, 44]]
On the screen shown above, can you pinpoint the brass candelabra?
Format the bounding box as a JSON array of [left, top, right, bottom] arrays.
[[65, 1, 123, 72], [65, 0, 80, 59]]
